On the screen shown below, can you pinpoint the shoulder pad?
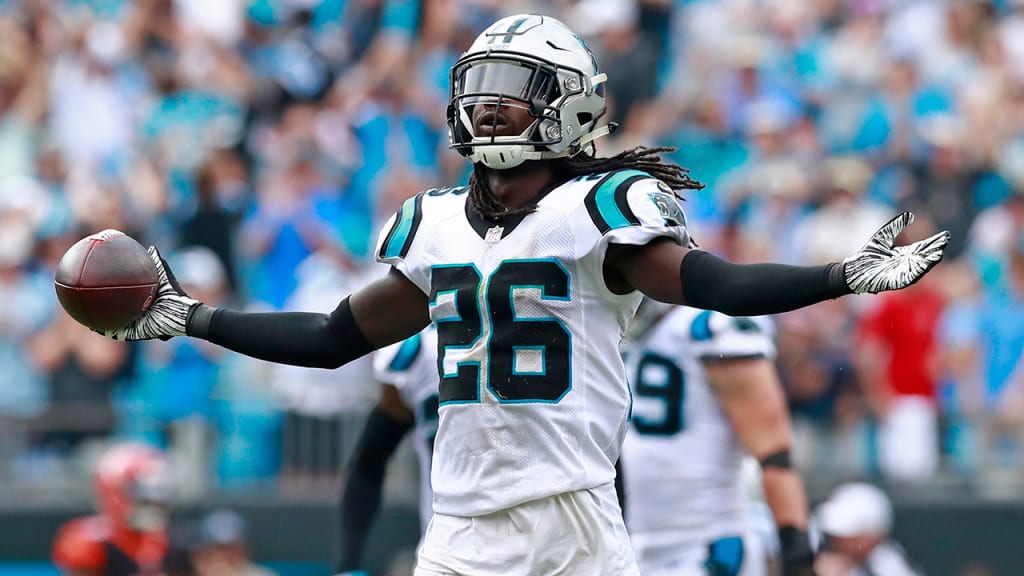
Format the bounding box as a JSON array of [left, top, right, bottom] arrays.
[[687, 311, 775, 361], [579, 170, 689, 247], [583, 170, 650, 233], [377, 193, 426, 261]]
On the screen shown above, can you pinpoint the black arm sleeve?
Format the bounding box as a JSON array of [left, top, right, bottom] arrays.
[[334, 407, 414, 573], [186, 297, 374, 369], [778, 526, 816, 576], [680, 250, 851, 317]]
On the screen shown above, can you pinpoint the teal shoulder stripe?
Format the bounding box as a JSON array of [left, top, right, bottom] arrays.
[[588, 169, 649, 232], [383, 194, 423, 259], [690, 310, 714, 342], [388, 334, 422, 372]]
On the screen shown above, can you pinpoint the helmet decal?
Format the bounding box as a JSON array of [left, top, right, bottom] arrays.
[[487, 16, 534, 45], [647, 188, 686, 228], [572, 33, 599, 74]]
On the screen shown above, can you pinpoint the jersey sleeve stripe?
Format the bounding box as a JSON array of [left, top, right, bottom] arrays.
[[612, 175, 645, 225], [584, 169, 648, 233], [383, 194, 425, 259], [388, 333, 423, 372], [377, 212, 402, 260]]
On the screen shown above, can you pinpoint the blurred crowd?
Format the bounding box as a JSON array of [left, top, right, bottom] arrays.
[[2, 0, 1024, 504]]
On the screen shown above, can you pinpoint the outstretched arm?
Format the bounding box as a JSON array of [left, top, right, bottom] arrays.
[[103, 250, 430, 368], [335, 385, 414, 574], [193, 269, 430, 368], [706, 358, 815, 576], [608, 212, 948, 316]]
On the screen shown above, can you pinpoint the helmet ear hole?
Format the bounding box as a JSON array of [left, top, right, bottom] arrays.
[[576, 112, 592, 126]]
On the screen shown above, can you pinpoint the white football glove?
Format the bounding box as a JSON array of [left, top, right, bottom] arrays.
[[104, 246, 199, 341], [842, 212, 950, 295]]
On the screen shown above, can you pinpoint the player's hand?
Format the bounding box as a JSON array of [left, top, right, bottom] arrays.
[[842, 212, 950, 294], [779, 526, 818, 576], [103, 247, 199, 341]]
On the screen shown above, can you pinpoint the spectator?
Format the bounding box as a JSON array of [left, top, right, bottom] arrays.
[[725, 33, 804, 135], [29, 309, 128, 454], [656, 95, 748, 230], [192, 509, 275, 576], [48, 19, 135, 172], [815, 482, 924, 576], [968, 175, 1024, 288], [780, 305, 865, 480], [904, 115, 982, 259], [571, 0, 659, 132], [791, 155, 891, 266], [178, 150, 248, 295]]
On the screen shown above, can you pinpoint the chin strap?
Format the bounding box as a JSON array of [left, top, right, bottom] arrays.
[[470, 119, 620, 168], [576, 121, 618, 149]]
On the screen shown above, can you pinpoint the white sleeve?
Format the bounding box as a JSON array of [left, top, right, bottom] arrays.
[[688, 311, 776, 361], [588, 170, 691, 249], [374, 193, 430, 294]]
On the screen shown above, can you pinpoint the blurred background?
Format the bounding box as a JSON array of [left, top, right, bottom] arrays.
[[0, 0, 1022, 574]]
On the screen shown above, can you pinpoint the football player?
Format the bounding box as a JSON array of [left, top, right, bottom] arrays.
[[621, 301, 814, 576], [98, 14, 948, 576], [51, 442, 190, 576], [334, 327, 439, 576]]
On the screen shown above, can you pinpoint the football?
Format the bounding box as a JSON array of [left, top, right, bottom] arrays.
[[54, 230, 160, 332]]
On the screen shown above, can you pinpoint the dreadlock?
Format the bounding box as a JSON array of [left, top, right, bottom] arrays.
[[468, 146, 704, 221]]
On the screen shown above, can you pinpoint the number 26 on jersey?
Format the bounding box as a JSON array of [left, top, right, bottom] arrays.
[[430, 259, 571, 405]]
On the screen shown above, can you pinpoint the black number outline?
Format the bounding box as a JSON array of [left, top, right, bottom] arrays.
[[430, 264, 484, 405], [486, 258, 572, 403], [631, 352, 686, 436]]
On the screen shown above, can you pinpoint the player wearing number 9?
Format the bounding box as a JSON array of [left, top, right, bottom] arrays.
[[92, 13, 948, 576], [621, 302, 815, 576]]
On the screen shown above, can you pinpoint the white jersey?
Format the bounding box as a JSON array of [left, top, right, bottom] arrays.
[[372, 326, 439, 532], [621, 307, 776, 548], [375, 170, 690, 516]]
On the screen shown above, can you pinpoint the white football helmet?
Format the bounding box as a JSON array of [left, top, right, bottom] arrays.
[[447, 14, 614, 170]]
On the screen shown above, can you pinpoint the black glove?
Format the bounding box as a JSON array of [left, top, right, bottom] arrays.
[[779, 526, 817, 576], [842, 212, 949, 294], [104, 247, 200, 341]]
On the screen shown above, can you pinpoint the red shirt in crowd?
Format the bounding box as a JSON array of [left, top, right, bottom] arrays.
[[856, 283, 945, 400]]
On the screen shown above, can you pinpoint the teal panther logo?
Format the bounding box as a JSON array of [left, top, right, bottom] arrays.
[[647, 185, 686, 227]]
